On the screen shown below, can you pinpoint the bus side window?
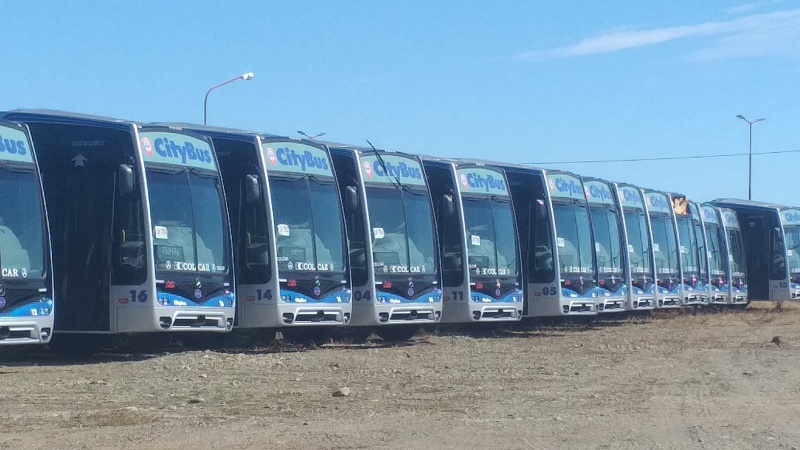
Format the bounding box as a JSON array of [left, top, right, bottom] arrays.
[[770, 226, 787, 280], [241, 175, 271, 284]]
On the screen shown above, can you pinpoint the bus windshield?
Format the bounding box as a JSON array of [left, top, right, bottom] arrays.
[[462, 196, 518, 278], [727, 228, 747, 279], [693, 220, 708, 281], [269, 176, 346, 274], [705, 223, 726, 279], [589, 206, 623, 277], [649, 215, 679, 278], [553, 202, 594, 276], [148, 170, 229, 275], [784, 225, 800, 277], [366, 186, 437, 275], [623, 211, 652, 276], [0, 169, 45, 280], [676, 217, 699, 276]]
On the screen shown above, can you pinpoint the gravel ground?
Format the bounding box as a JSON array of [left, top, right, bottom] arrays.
[[1, 304, 799, 449]]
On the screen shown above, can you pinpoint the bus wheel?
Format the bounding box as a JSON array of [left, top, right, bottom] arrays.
[[376, 325, 420, 343]]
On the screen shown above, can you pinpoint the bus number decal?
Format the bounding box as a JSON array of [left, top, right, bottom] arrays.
[[256, 289, 273, 301], [451, 291, 464, 301], [353, 291, 372, 301], [129, 290, 148, 303], [541, 286, 557, 296]]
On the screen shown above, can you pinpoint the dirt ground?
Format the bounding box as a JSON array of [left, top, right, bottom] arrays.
[[1, 304, 800, 450]]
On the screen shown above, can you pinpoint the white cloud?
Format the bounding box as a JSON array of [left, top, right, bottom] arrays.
[[726, 4, 758, 14], [516, 8, 800, 62]]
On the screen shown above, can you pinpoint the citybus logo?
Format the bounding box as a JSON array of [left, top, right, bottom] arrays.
[[649, 195, 668, 210], [266, 147, 277, 165], [371, 160, 422, 180], [153, 138, 213, 165], [464, 172, 505, 193], [703, 208, 716, 222], [273, 146, 329, 172], [551, 177, 582, 196], [141, 137, 154, 157], [588, 184, 611, 202], [784, 211, 800, 223], [460, 174, 469, 189], [621, 189, 642, 206], [363, 161, 373, 178], [0, 134, 28, 156]]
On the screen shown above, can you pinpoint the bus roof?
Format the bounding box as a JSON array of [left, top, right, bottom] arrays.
[[157, 122, 286, 141], [711, 198, 793, 212], [1, 109, 137, 131]]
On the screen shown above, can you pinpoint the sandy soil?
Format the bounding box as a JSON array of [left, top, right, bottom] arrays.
[[1, 304, 800, 449]]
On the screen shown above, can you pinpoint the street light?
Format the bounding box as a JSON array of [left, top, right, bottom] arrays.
[[203, 72, 254, 125], [736, 114, 765, 200], [297, 130, 326, 140]]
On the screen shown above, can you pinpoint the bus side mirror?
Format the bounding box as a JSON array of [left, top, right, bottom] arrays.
[[344, 186, 359, 213], [534, 198, 546, 221], [245, 174, 261, 205], [117, 164, 135, 198], [246, 242, 269, 266], [443, 194, 455, 218], [120, 240, 145, 270]]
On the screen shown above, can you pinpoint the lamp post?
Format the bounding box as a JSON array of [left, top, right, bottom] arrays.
[[297, 130, 326, 141], [203, 72, 254, 125], [736, 114, 765, 200]]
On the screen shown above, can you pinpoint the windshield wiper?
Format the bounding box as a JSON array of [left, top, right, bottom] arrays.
[[366, 139, 402, 190]]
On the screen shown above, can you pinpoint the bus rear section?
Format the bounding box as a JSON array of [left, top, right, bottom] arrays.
[[719, 208, 748, 305], [711, 199, 794, 302], [614, 184, 655, 310], [504, 166, 596, 317], [330, 147, 442, 332], [670, 195, 709, 306], [583, 178, 626, 313], [423, 159, 523, 323], [4, 110, 234, 336], [0, 120, 54, 345], [643, 190, 682, 308], [181, 127, 351, 329]]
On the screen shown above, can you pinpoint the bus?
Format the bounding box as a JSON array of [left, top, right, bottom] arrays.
[[503, 166, 597, 316], [174, 125, 351, 330], [328, 145, 442, 338], [700, 204, 730, 305], [613, 183, 655, 310], [422, 158, 523, 322], [670, 195, 709, 306], [718, 207, 748, 305], [642, 189, 682, 308], [0, 120, 54, 345], [1, 110, 235, 340], [712, 199, 798, 302], [582, 178, 626, 313]]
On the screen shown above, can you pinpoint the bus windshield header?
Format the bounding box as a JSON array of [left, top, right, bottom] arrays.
[[0, 124, 35, 164], [689, 202, 701, 220], [456, 167, 509, 197], [645, 192, 671, 215], [263, 141, 334, 178], [584, 180, 614, 206], [701, 205, 719, 224], [618, 185, 644, 210], [721, 209, 739, 228], [360, 154, 426, 187], [139, 131, 217, 172], [547, 173, 585, 201], [781, 209, 800, 226]]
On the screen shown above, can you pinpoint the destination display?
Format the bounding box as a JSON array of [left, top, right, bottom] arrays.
[[263, 141, 334, 177], [360, 154, 427, 187], [645, 192, 671, 215], [584, 180, 614, 206], [139, 131, 218, 171], [618, 185, 644, 210], [456, 167, 509, 197], [0, 123, 35, 164], [547, 173, 585, 201]]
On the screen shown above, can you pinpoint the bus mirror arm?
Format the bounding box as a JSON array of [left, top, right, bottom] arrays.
[[443, 194, 455, 218], [117, 164, 135, 198], [534, 198, 547, 221], [245, 175, 261, 205]]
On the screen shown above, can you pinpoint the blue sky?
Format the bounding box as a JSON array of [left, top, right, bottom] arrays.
[[2, 1, 798, 204]]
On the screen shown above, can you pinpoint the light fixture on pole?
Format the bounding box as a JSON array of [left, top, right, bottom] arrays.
[[203, 72, 254, 125], [736, 115, 765, 200], [297, 130, 326, 141]]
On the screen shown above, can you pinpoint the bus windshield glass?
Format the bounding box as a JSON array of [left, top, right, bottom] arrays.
[[623, 211, 651, 276], [366, 186, 437, 276], [148, 170, 229, 275], [784, 225, 800, 277], [462, 196, 518, 277], [727, 228, 746, 279], [589, 206, 623, 278], [269, 176, 346, 274], [0, 169, 45, 280], [705, 223, 726, 279], [553, 202, 594, 276], [676, 217, 699, 276], [649, 215, 679, 278], [693, 220, 708, 280]]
